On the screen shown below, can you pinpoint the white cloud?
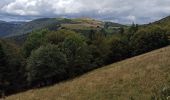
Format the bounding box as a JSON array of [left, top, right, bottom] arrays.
[[126, 15, 136, 22], [0, 0, 170, 24]]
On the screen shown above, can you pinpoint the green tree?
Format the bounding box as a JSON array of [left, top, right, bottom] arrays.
[[62, 34, 91, 76], [0, 40, 25, 96], [131, 26, 169, 55], [128, 23, 139, 34], [27, 44, 67, 85], [45, 29, 76, 45], [89, 34, 110, 66], [22, 29, 49, 58], [106, 36, 129, 63], [0, 43, 7, 97]]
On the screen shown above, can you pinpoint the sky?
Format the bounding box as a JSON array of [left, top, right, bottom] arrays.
[[0, 0, 170, 24]]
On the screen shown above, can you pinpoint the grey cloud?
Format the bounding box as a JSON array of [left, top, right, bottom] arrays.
[[0, 0, 170, 24]]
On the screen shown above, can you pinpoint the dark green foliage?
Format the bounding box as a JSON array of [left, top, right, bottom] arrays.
[[0, 40, 25, 95], [62, 34, 92, 76], [0, 43, 7, 94], [106, 36, 129, 63], [22, 29, 49, 58], [45, 29, 76, 45], [27, 44, 67, 85], [88, 29, 96, 40], [128, 23, 139, 34], [131, 26, 169, 55], [1, 18, 170, 96], [89, 35, 110, 66], [46, 24, 61, 31], [0, 43, 6, 68], [119, 27, 124, 34]]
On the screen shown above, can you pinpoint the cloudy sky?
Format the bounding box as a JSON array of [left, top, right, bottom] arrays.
[[0, 0, 170, 24]]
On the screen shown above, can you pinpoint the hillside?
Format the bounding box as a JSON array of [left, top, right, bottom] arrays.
[[6, 46, 170, 100], [142, 16, 170, 40], [0, 21, 23, 37], [152, 16, 170, 39], [0, 18, 63, 37], [152, 16, 170, 26], [145, 16, 170, 30], [0, 18, 123, 38]]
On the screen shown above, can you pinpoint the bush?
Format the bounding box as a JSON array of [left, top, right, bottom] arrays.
[[130, 26, 169, 55], [27, 44, 67, 85]]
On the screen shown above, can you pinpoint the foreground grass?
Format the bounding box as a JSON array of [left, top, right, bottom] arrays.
[[7, 46, 170, 100]]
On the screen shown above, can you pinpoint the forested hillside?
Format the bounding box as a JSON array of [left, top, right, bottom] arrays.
[[0, 17, 170, 99], [6, 45, 170, 100], [0, 21, 23, 37], [0, 18, 123, 38]]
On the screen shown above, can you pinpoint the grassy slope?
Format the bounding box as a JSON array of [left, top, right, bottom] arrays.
[[61, 18, 104, 30], [7, 46, 170, 100]]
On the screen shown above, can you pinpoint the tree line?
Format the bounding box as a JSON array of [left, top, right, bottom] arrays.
[[0, 24, 169, 97]]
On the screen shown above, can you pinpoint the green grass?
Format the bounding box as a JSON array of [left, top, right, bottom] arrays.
[[61, 18, 104, 30], [6, 46, 170, 100], [61, 24, 93, 30]]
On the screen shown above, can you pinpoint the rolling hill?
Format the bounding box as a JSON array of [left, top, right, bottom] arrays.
[[152, 16, 170, 26], [0, 18, 123, 38], [0, 18, 63, 37], [6, 46, 170, 100], [141, 16, 170, 41], [143, 16, 170, 30], [1, 16, 170, 38], [0, 20, 24, 37]]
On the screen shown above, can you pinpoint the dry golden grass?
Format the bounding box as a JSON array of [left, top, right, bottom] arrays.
[[6, 46, 170, 100]]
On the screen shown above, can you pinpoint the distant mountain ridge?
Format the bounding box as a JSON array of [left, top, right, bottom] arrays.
[[0, 20, 22, 37], [0, 18, 61, 37], [0, 18, 124, 38], [3, 15, 170, 38]]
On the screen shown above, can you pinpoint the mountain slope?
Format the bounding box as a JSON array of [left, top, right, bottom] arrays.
[[1, 18, 62, 37], [6, 46, 170, 100], [0, 18, 124, 38], [143, 16, 170, 40], [144, 16, 170, 28], [0, 18, 72, 37], [0, 21, 22, 37], [153, 16, 170, 26]]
